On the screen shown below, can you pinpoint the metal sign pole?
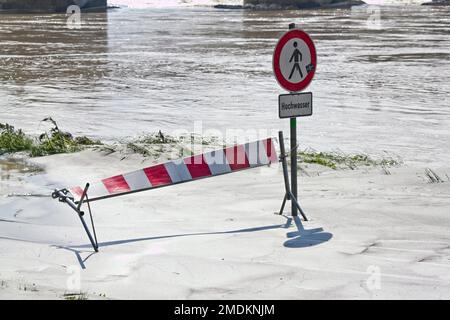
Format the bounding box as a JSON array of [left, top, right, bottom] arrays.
[[288, 22, 298, 217]]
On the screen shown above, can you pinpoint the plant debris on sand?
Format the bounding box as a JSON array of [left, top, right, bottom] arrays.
[[298, 149, 402, 170], [0, 118, 101, 157], [2, 121, 403, 172], [97, 132, 224, 161]]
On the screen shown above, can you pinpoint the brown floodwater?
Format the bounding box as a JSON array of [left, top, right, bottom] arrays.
[[0, 5, 449, 165]]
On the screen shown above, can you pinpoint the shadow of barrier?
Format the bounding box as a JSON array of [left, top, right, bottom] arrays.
[[52, 215, 330, 269]]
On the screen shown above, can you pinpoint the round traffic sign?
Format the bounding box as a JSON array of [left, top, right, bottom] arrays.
[[273, 29, 317, 92]]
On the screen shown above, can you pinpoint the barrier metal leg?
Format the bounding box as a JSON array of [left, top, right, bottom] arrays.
[[279, 194, 287, 215], [287, 191, 307, 221], [52, 183, 99, 252]]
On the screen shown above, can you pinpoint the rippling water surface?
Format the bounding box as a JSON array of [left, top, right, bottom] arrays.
[[1, 6, 449, 165]]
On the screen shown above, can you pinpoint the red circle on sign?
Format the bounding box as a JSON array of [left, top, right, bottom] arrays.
[[273, 29, 317, 92]]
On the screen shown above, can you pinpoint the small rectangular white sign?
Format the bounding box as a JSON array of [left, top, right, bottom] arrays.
[[278, 92, 313, 119]]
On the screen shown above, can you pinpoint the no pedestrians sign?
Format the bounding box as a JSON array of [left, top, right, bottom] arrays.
[[273, 29, 317, 93]]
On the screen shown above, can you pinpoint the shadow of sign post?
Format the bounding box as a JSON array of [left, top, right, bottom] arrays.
[[283, 216, 332, 248]]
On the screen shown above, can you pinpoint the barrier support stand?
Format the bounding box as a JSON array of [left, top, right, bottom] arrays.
[[52, 183, 99, 252], [277, 131, 308, 221]]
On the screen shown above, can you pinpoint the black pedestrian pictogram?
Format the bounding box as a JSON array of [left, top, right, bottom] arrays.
[[288, 41, 303, 80]]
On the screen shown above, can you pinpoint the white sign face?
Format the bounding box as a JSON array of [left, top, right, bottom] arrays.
[[279, 92, 313, 119], [279, 38, 312, 84]]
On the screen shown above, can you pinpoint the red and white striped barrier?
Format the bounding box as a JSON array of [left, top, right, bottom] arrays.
[[67, 138, 277, 202]]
